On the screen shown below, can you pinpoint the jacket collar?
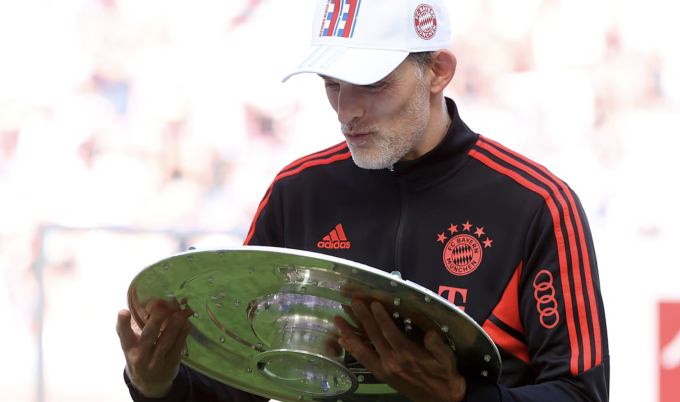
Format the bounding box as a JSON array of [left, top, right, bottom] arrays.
[[386, 97, 478, 188]]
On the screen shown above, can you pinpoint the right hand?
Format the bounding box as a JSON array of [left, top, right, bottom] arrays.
[[116, 295, 194, 398]]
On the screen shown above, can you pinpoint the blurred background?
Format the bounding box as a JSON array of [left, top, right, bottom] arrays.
[[0, 0, 679, 400]]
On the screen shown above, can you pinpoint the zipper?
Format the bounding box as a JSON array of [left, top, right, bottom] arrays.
[[393, 172, 407, 274]]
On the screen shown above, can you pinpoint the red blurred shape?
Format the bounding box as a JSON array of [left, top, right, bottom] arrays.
[[660, 302, 680, 402]]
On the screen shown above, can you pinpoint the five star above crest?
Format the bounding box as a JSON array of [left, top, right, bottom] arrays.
[[437, 232, 448, 243], [448, 224, 458, 234], [462, 221, 472, 231], [474, 227, 485, 238], [483, 238, 493, 248]]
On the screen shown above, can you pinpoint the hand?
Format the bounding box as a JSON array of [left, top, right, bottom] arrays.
[[335, 300, 466, 402], [116, 297, 194, 398]]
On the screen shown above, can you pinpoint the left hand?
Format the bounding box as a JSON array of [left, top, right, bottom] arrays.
[[334, 299, 466, 402]]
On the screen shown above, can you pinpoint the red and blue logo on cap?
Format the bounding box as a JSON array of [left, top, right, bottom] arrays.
[[319, 0, 363, 38]]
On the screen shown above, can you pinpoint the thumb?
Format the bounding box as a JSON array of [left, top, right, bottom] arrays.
[[117, 309, 138, 349], [424, 330, 455, 366]]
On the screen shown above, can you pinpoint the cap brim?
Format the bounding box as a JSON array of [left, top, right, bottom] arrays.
[[282, 45, 410, 86]]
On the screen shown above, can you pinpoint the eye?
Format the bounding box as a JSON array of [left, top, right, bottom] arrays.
[[364, 83, 386, 92]]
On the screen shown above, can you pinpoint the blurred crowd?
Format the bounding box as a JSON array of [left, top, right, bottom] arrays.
[[1, 0, 679, 400]]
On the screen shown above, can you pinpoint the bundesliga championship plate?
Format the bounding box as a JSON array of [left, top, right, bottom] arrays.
[[127, 246, 501, 401]]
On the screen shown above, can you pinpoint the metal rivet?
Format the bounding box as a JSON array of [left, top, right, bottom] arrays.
[[193, 312, 199, 318], [218, 252, 224, 257], [484, 355, 491, 362], [188, 246, 196, 250], [297, 396, 303, 401], [405, 325, 412, 331], [187, 256, 194, 262], [220, 291, 226, 297], [312, 281, 318, 286], [393, 312, 400, 319], [357, 375, 364, 382], [352, 269, 358, 274], [215, 301, 222, 308], [404, 318, 412, 325], [144, 314, 150, 320], [340, 279, 347, 285], [246, 367, 252, 373], [248, 267, 254, 273], [283, 276, 290, 282], [390, 271, 402, 278], [424, 296, 431, 302], [441, 325, 449, 333], [211, 295, 218, 300], [301, 287, 307, 293], [394, 298, 401, 306], [234, 300, 241, 307], [390, 280, 398, 287], [219, 337, 225, 343], [163, 263, 169, 270], [257, 343, 264, 348], [167, 292, 174, 298], [481, 370, 488, 377], [208, 277, 213, 283]]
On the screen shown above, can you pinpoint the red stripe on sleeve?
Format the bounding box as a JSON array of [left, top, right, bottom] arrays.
[[244, 151, 352, 245], [280, 142, 347, 173], [483, 320, 533, 367], [477, 139, 593, 371], [469, 149, 581, 376], [480, 136, 602, 368]]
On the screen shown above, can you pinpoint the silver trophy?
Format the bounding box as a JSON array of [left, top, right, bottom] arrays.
[[127, 246, 501, 401]]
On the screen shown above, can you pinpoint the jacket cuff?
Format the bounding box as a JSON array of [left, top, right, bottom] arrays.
[[465, 382, 502, 402], [124, 365, 191, 402]]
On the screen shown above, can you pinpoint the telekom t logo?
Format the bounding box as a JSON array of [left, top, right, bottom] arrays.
[[320, 0, 362, 38], [439, 286, 468, 312]]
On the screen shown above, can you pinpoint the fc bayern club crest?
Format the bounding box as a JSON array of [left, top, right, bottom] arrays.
[[436, 221, 494, 276], [414, 4, 437, 40]]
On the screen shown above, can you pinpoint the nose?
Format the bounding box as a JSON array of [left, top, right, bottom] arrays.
[[336, 85, 364, 125]]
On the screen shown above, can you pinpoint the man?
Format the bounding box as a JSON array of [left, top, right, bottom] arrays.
[[117, 0, 610, 401]]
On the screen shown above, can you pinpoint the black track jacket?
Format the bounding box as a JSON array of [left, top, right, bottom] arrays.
[[126, 98, 609, 402]]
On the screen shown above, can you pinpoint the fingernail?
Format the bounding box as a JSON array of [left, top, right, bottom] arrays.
[[351, 301, 362, 312], [371, 302, 380, 313]]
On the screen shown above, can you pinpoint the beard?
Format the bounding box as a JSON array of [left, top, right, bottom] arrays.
[[342, 79, 431, 170]]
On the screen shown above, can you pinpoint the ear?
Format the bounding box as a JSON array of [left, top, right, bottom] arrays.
[[429, 50, 457, 95]]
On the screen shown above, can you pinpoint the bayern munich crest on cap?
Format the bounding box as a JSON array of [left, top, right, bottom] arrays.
[[414, 4, 437, 40]]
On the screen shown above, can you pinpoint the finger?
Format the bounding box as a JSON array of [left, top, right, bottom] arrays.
[[167, 320, 192, 367], [138, 305, 167, 354], [335, 316, 382, 370], [151, 313, 185, 359], [424, 330, 455, 366], [350, 300, 393, 356], [370, 302, 414, 351], [117, 309, 138, 349]]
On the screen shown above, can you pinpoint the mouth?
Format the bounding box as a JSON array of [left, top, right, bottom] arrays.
[[343, 132, 372, 144]]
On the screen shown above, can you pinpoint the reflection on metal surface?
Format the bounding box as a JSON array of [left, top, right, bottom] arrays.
[[127, 246, 501, 402]]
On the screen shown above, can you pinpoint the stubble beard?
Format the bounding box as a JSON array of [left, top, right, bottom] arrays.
[[343, 79, 431, 170]]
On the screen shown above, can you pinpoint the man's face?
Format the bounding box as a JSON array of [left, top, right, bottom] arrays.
[[321, 59, 431, 169]]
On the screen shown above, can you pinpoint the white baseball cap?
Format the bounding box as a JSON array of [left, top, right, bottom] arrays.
[[282, 0, 451, 85]]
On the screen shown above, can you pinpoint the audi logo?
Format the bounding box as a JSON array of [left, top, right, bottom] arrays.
[[533, 270, 560, 329]]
